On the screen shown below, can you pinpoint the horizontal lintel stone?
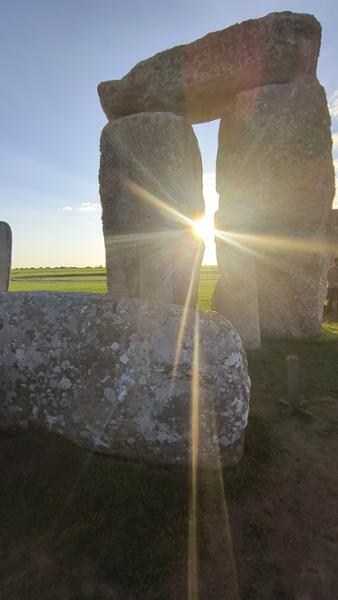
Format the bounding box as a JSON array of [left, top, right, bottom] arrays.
[[98, 11, 321, 124]]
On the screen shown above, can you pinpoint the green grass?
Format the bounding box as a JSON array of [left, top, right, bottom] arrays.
[[0, 416, 277, 599], [247, 320, 338, 405], [11, 267, 106, 277], [197, 266, 219, 311], [0, 431, 189, 599], [10, 280, 108, 293], [223, 415, 277, 501], [9, 266, 219, 309], [10, 267, 108, 294]]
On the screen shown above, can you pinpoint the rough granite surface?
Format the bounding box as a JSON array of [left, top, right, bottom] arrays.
[[216, 80, 335, 338], [0, 293, 250, 468], [0, 222, 12, 293], [98, 12, 321, 124], [99, 112, 204, 307]]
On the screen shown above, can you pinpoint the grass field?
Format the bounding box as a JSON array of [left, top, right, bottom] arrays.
[[9, 265, 219, 311], [9, 267, 108, 295]]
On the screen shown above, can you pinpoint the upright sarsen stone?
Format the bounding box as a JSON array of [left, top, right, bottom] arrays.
[[215, 80, 335, 337], [212, 212, 261, 350], [98, 12, 321, 124], [0, 222, 12, 293], [99, 111, 204, 306]]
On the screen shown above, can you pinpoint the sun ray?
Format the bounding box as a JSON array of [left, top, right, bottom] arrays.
[[171, 250, 202, 383], [202, 393, 241, 599], [216, 229, 338, 258], [105, 228, 186, 247], [187, 310, 241, 599], [128, 180, 195, 228], [111, 132, 201, 221], [188, 309, 200, 600], [215, 228, 269, 263]]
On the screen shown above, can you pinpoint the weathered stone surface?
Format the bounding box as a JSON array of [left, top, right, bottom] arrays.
[[256, 244, 330, 337], [212, 221, 261, 350], [216, 80, 335, 337], [0, 222, 12, 293], [98, 12, 321, 124], [99, 112, 204, 306], [329, 209, 338, 252], [216, 80, 334, 231], [0, 293, 250, 468]]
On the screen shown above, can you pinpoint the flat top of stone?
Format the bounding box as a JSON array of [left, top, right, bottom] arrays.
[[124, 11, 319, 70], [98, 11, 321, 124]]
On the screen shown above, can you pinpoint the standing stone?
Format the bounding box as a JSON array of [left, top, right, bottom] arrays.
[[212, 211, 261, 350], [0, 222, 12, 293], [328, 209, 338, 255], [98, 12, 321, 124], [215, 79, 335, 338], [99, 111, 204, 306]]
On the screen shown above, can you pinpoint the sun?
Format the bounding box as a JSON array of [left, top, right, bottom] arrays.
[[193, 216, 215, 241]]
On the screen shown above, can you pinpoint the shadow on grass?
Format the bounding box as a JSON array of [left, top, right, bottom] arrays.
[[0, 431, 189, 598], [0, 412, 278, 599], [224, 415, 278, 502]]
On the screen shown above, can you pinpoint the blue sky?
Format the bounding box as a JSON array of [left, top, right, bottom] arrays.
[[1, 0, 337, 267]]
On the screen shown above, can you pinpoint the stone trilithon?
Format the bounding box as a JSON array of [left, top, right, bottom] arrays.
[[1, 10, 335, 482], [98, 10, 335, 347]]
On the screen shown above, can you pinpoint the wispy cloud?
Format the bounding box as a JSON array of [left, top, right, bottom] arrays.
[[60, 202, 100, 214], [78, 202, 100, 213], [329, 91, 338, 120], [332, 132, 338, 151]]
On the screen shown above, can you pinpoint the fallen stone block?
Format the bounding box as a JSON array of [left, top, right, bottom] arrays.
[[0, 293, 250, 468]]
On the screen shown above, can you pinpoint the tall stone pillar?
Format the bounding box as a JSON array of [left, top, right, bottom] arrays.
[[99, 112, 204, 307], [214, 79, 335, 338], [0, 222, 12, 293], [212, 210, 261, 350]]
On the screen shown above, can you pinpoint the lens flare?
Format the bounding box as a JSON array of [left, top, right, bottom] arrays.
[[100, 179, 242, 597], [193, 216, 215, 240], [188, 310, 200, 600]]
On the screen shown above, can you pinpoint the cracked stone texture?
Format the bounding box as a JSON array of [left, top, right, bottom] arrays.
[[0, 293, 250, 468], [98, 11, 321, 124], [0, 222, 12, 293], [99, 112, 204, 307], [215, 80, 335, 338]]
